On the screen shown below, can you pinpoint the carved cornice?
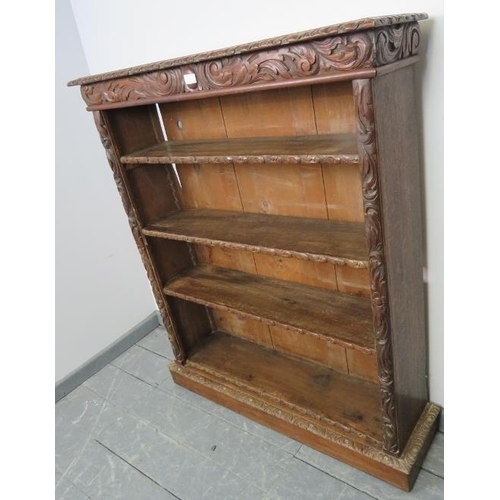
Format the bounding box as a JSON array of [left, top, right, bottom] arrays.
[[74, 19, 424, 109], [171, 362, 440, 473], [353, 79, 398, 455], [80, 32, 374, 108], [68, 14, 427, 87], [92, 111, 186, 363]]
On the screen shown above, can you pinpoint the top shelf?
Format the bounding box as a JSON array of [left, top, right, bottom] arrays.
[[121, 134, 359, 166]]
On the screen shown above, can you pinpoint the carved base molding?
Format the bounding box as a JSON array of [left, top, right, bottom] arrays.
[[170, 361, 440, 491]]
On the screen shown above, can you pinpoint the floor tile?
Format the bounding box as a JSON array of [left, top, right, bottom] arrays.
[[115, 377, 214, 439], [265, 457, 374, 500], [111, 344, 171, 387], [66, 439, 177, 499], [90, 364, 295, 492], [422, 432, 444, 477], [159, 368, 302, 455], [138, 326, 175, 360], [158, 371, 228, 414], [181, 413, 295, 491], [95, 403, 264, 500], [55, 468, 62, 487], [84, 363, 151, 401], [296, 445, 444, 500], [55, 422, 91, 476], [213, 405, 302, 455], [55, 475, 91, 500], [56, 385, 107, 436]]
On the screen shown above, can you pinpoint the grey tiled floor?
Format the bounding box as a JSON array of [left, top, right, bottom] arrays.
[[56, 326, 444, 500]]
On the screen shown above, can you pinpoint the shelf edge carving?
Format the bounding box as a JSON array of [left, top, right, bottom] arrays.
[[123, 154, 360, 165], [142, 229, 368, 269], [164, 288, 375, 354]]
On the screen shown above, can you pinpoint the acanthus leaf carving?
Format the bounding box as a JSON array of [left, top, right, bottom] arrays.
[[80, 22, 423, 108], [353, 79, 398, 455], [69, 14, 427, 88], [81, 32, 374, 107]]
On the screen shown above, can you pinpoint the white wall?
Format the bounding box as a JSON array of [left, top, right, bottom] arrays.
[[68, 0, 443, 407], [55, 0, 157, 382]]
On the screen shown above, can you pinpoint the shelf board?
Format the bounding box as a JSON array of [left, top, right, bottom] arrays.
[[121, 133, 359, 165], [164, 264, 375, 352], [143, 209, 368, 268], [182, 331, 382, 444]]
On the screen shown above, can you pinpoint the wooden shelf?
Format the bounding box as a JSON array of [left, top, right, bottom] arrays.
[[164, 264, 375, 352], [182, 331, 382, 444], [121, 133, 359, 166], [143, 209, 368, 268]]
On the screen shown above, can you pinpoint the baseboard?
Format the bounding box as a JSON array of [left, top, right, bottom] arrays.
[[55, 311, 160, 402], [438, 408, 444, 433], [156, 309, 164, 328]]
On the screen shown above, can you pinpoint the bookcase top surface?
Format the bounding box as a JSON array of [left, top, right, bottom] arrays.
[[68, 13, 427, 87]]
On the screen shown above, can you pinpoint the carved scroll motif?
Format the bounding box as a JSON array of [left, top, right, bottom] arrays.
[[92, 111, 185, 362], [374, 22, 421, 65], [81, 32, 374, 107], [79, 22, 423, 108], [83, 69, 185, 107], [352, 79, 398, 454], [195, 33, 373, 89], [69, 14, 427, 87]]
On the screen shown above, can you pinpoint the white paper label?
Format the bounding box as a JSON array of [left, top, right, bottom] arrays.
[[183, 73, 197, 85]]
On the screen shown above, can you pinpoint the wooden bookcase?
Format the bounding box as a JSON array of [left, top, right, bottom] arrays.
[[69, 13, 440, 491]]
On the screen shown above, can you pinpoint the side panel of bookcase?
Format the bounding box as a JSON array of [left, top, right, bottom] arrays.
[[94, 107, 211, 362], [372, 66, 428, 452], [353, 68, 427, 456]]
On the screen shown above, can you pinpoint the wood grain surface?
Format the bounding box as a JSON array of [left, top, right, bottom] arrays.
[[269, 324, 349, 373], [163, 264, 375, 351], [188, 332, 382, 442], [122, 133, 359, 165], [211, 310, 274, 348], [373, 66, 428, 452], [143, 209, 368, 268]]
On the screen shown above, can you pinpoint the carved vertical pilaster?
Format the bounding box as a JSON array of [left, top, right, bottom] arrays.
[[352, 79, 398, 454], [92, 111, 186, 363]]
